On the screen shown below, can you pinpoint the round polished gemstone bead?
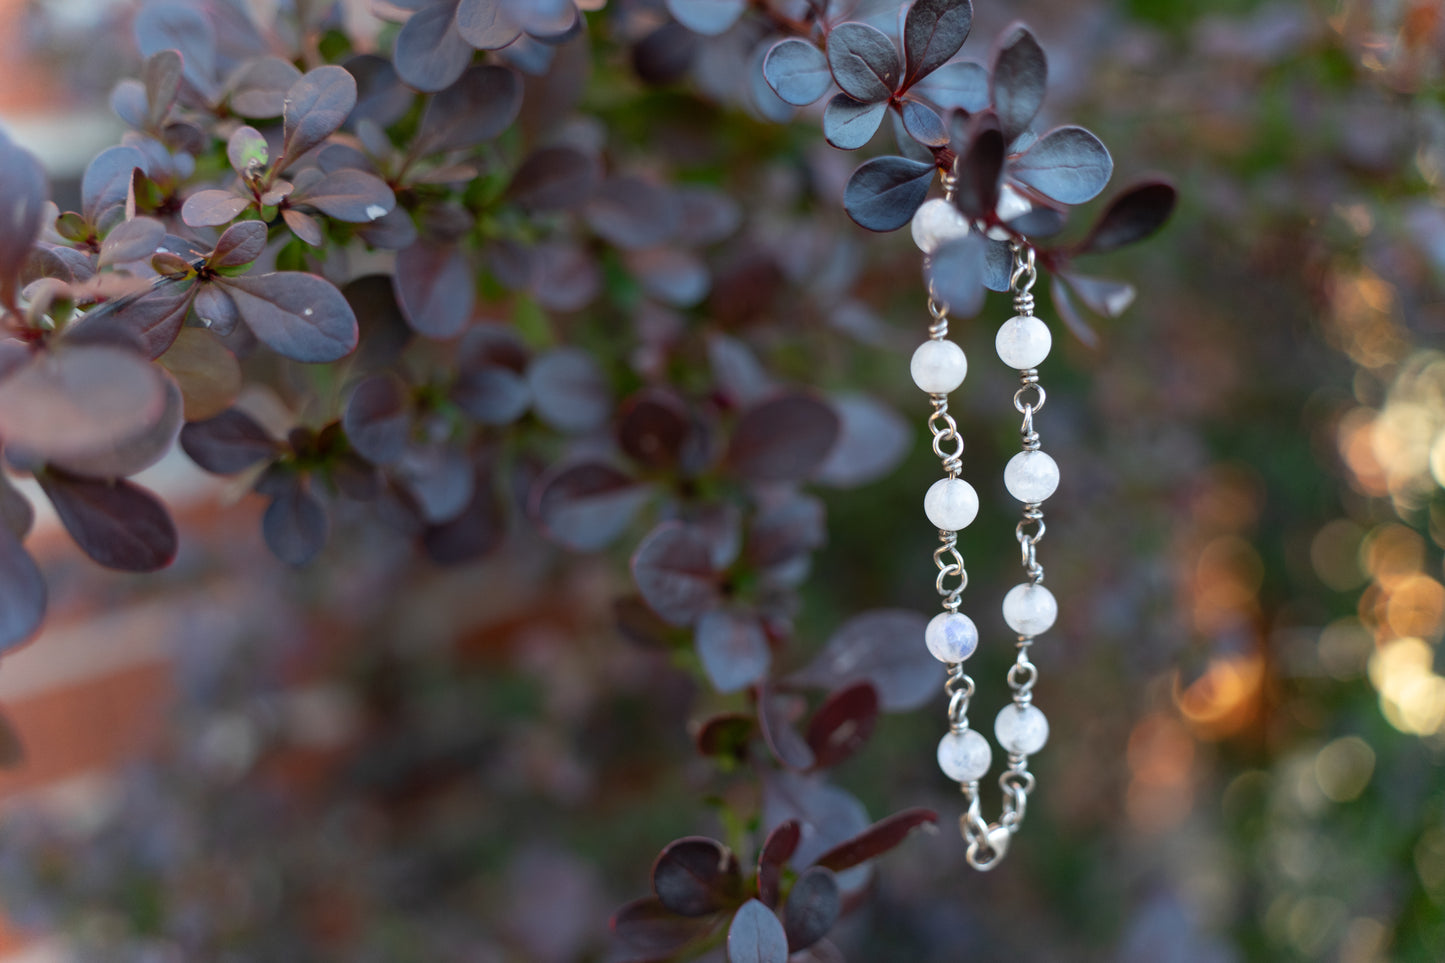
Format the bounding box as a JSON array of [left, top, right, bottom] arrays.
[[925, 477, 979, 531], [925, 611, 979, 663], [1004, 450, 1060, 503], [910, 198, 971, 254], [909, 339, 968, 394], [1001, 583, 1057, 636], [994, 703, 1049, 755], [937, 728, 992, 782], [995, 315, 1052, 370]]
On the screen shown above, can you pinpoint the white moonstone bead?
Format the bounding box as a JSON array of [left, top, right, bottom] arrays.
[[909, 339, 968, 394], [1004, 450, 1060, 503], [925, 478, 979, 531], [925, 611, 979, 663], [910, 198, 971, 254], [937, 729, 992, 782], [995, 315, 1052, 370], [1001, 583, 1057, 636], [994, 703, 1049, 755]]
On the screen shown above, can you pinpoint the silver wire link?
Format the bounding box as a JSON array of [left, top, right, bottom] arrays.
[[928, 397, 964, 477], [1009, 240, 1037, 315], [945, 662, 974, 732], [934, 529, 967, 607]]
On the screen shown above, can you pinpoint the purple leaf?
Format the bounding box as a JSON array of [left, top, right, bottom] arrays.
[[727, 393, 840, 483], [727, 899, 789, 963], [990, 23, 1046, 142], [504, 0, 575, 37], [455, 0, 523, 50], [1061, 271, 1136, 318], [394, 242, 474, 339], [696, 607, 771, 693], [952, 111, 1004, 218], [757, 820, 801, 907], [925, 232, 986, 317], [652, 837, 743, 917], [528, 347, 611, 434], [395, 444, 475, 523], [529, 240, 600, 312], [0, 345, 167, 463], [762, 772, 870, 869], [666, 0, 746, 36], [902, 0, 973, 88], [842, 155, 934, 232], [194, 283, 241, 336], [805, 681, 878, 769], [585, 176, 680, 249], [631, 521, 718, 626], [421, 474, 504, 565], [813, 808, 938, 872], [910, 59, 989, 112], [900, 100, 947, 147], [1050, 274, 1099, 348], [262, 473, 329, 565], [633, 22, 700, 86], [38, 470, 177, 572], [747, 493, 825, 571], [180, 408, 279, 473], [610, 897, 718, 962], [75, 286, 194, 359], [398, 0, 476, 92], [181, 189, 251, 227], [631, 246, 707, 308], [219, 272, 359, 363], [0, 524, 45, 653], [1011, 125, 1113, 204], [81, 146, 145, 227], [707, 334, 773, 407], [822, 94, 888, 151], [617, 389, 691, 470], [676, 188, 741, 246], [531, 459, 652, 552], [695, 712, 755, 760], [343, 374, 412, 465], [1076, 178, 1177, 254], [142, 49, 183, 128], [763, 39, 832, 107], [418, 65, 523, 153], [507, 146, 599, 212], [292, 168, 395, 222], [98, 217, 165, 267], [825, 22, 899, 103], [281, 66, 357, 165], [0, 469, 34, 539], [452, 361, 530, 425], [210, 220, 268, 268], [228, 56, 303, 118], [815, 394, 912, 489], [48, 375, 183, 479], [787, 609, 939, 711], [758, 688, 815, 771], [133, 1, 216, 97], [283, 208, 324, 246], [782, 866, 839, 951]]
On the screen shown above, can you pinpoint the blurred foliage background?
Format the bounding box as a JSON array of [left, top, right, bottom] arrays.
[[0, 0, 1442, 961]]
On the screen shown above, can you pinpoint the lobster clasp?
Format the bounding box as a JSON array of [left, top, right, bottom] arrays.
[[963, 821, 1011, 871]]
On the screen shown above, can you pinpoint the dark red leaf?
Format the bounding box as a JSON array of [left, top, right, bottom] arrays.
[[822, 94, 888, 151], [786, 609, 938, 711], [452, 364, 530, 425], [262, 473, 329, 565], [281, 65, 357, 166], [842, 155, 934, 232], [180, 408, 280, 474], [617, 389, 691, 470], [925, 232, 986, 318], [726, 898, 788, 963], [902, 0, 973, 89], [98, 217, 165, 268], [1075, 178, 1178, 254], [0, 130, 48, 303], [532, 459, 652, 552], [343, 374, 412, 465], [630, 522, 718, 626], [142, 49, 182, 128], [527, 347, 611, 434], [900, 99, 947, 147], [455, 0, 523, 49], [1049, 275, 1099, 348], [81, 146, 145, 226], [814, 394, 912, 489], [952, 111, 1004, 218], [283, 208, 324, 246], [585, 176, 680, 249], [73, 286, 194, 359], [747, 493, 825, 572], [0, 524, 45, 653], [695, 712, 755, 761], [665, 0, 745, 36], [38, 471, 177, 572], [805, 681, 879, 769], [762, 38, 831, 107], [394, 242, 474, 339], [696, 606, 771, 693], [506, 146, 599, 212], [990, 22, 1046, 142], [0, 469, 33, 540], [181, 189, 251, 227], [813, 808, 939, 872], [727, 393, 840, 483], [228, 56, 303, 118], [219, 272, 359, 363], [652, 837, 743, 917], [782, 866, 839, 951], [394, 444, 475, 524], [422, 472, 504, 565], [133, 1, 216, 97], [292, 168, 395, 222], [825, 22, 898, 102], [194, 283, 241, 336], [49, 375, 183, 479], [1011, 125, 1113, 205], [756, 820, 801, 907]]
